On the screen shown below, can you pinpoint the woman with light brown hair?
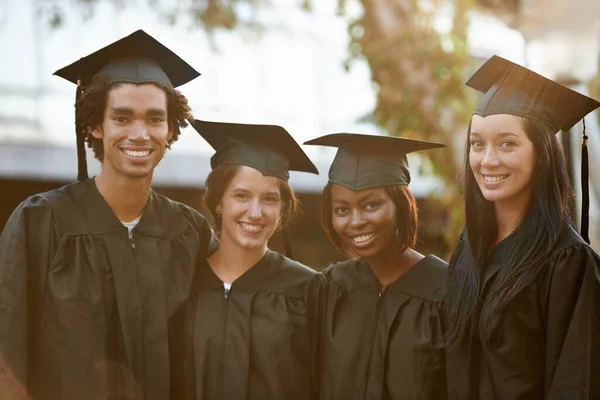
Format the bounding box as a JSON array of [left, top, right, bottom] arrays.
[[179, 120, 325, 400]]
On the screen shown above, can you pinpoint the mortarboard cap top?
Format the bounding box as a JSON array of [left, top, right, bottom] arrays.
[[54, 29, 200, 88], [191, 119, 318, 181], [467, 55, 600, 132], [304, 133, 445, 191]]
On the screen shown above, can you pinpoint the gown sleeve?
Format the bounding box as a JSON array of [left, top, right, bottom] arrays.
[[306, 272, 327, 398], [544, 244, 600, 399], [0, 196, 58, 399]]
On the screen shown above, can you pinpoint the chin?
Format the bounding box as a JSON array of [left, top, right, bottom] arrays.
[[349, 245, 379, 259], [121, 168, 154, 179], [480, 190, 509, 203], [235, 237, 268, 250]]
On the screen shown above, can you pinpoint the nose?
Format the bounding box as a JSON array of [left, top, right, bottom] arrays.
[[247, 198, 263, 220], [481, 146, 501, 168], [349, 209, 366, 229], [129, 121, 150, 142]]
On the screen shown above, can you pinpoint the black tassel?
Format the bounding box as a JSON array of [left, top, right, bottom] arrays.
[[282, 227, 294, 260], [581, 118, 590, 244], [75, 80, 88, 181]]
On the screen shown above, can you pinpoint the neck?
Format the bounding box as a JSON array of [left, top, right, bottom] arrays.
[[494, 197, 528, 244], [365, 246, 423, 291], [94, 170, 152, 222], [208, 238, 267, 284]]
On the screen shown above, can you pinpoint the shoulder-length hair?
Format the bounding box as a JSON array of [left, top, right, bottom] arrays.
[[320, 183, 419, 258], [445, 117, 574, 346], [203, 164, 300, 236]]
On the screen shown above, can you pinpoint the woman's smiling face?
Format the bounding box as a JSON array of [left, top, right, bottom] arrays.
[[330, 184, 398, 259]]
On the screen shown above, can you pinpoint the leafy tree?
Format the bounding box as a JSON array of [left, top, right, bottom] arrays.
[[39, 0, 478, 255]]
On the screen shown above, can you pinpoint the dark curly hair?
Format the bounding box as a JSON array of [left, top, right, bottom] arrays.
[[204, 164, 301, 236], [76, 75, 193, 161]]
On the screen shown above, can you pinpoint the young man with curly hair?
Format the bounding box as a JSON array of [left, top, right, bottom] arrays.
[[0, 30, 215, 399]]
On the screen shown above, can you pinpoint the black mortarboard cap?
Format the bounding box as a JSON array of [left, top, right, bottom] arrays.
[[53, 30, 200, 181], [54, 29, 199, 88], [304, 133, 445, 191], [467, 55, 600, 243], [191, 119, 318, 180], [467, 55, 600, 132]]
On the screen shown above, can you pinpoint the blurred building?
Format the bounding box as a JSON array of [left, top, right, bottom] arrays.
[[1, 0, 598, 264]]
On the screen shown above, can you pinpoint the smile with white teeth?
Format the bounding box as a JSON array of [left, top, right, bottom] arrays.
[[482, 174, 509, 183], [122, 149, 151, 157], [351, 232, 377, 244], [240, 222, 264, 233]]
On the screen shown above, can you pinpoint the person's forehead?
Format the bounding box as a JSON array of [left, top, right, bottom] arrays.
[[228, 166, 280, 188], [471, 114, 525, 133], [331, 183, 388, 200], [106, 83, 168, 107]]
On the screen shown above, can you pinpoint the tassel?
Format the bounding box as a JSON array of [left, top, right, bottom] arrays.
[[75, 79, 88, 181], [581, 118, 590, 244]]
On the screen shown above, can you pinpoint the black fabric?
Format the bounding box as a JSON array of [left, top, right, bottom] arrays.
[[0, 178, 216, 399], [176, 250, 325, 400], [191, 119, 318, 180], [304, 133, 445, 191], [446, 222, 600, 399], [53, 30, 199, 88], [582, 131, 590, 244], [320, 255, 448, 399], [468, 55, 600, 132]]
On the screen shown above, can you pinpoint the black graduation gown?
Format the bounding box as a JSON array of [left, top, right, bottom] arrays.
[[320, 255, 449, 400], [0, 178, 215, 400], [446, 222, 600, 399], [180, 250, 325, 400]]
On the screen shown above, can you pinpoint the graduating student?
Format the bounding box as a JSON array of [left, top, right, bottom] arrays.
[[444, 55, 600, 399], [0, 30, 215, 399], [304, 133, 448, 399], [181, 119, 325, 399]]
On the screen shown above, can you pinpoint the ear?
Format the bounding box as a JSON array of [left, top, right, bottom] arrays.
[[215, 203, 222, 216], [167, 125, 175, 141], [90, 126, 103, 140]]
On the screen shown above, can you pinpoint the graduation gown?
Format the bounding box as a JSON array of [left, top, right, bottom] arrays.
[[180, 250, 324, 400], [320, 255, 448, 400], [0, 178, 215, 400], [446, 222, 600, 399]]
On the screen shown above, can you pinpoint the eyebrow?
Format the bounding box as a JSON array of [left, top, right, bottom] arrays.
[[110, 107, 135, 115], [332, 199, 350, 205], [332, 192, 382, 205], [232, 187, 280, 196], [357, 192, 383, 203], [146, 108, 167, 117], [109, 107, 167, 116], [469, 132, 519, 138]]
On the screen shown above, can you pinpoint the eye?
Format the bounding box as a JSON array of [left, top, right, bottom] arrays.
[[234, 193, 248, 200], [364, 202, 381, 211], [149, 117, 165, 125], [113, 116, 129, 124], [470, 140, 484, 149], [499, 140, 516, 149], [263, 195, 280, 204], [334, 206, 348, 216]]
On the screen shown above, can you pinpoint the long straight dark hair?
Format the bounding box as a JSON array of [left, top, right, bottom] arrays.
[[445, 117, 574, 346]]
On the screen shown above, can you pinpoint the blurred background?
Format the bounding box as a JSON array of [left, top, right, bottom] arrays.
[[1, 0, 599, 268]]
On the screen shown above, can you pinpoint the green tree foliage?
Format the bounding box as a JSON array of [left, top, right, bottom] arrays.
[[343, 0, 475, 253], [40, 0, 476, 255]]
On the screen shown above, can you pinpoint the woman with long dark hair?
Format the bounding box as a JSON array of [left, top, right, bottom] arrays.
[[176, 120, 324, 399], [305, 133, 448, 399], [445, 55, 600, 399]]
